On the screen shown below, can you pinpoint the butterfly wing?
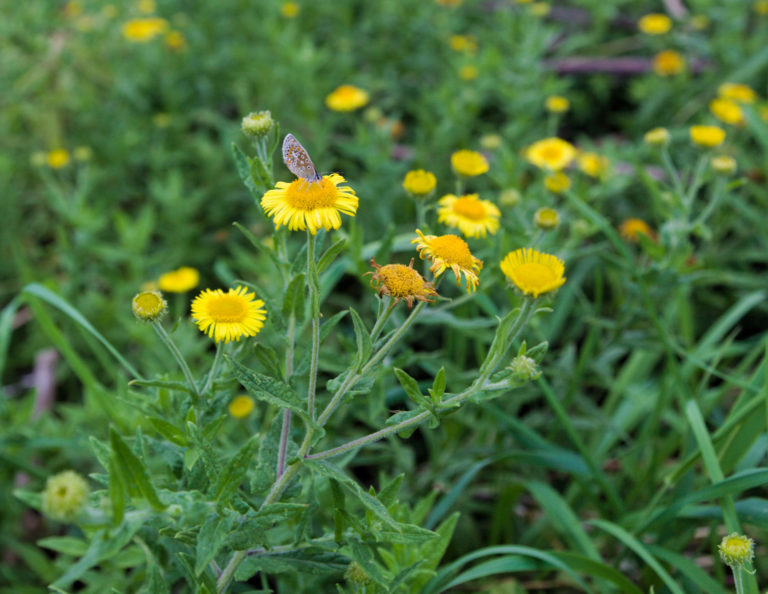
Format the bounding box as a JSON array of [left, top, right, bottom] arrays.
[[282, 134, 322, 182]]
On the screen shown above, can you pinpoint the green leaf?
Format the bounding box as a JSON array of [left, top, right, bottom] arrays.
[[0, 296, 21, 382], [195, 512, 235, 576], [146, 416, 187, 446], [349, 308, 372, 371], [109, 428, 164, 510], [128, 378, 194, 394], [231, 142, 262, 197], [394, 368, 428, 407], [320, 310, 348, 343], [282, 273, 306, 323], [108, 456, 127, 526], [235, 550, 350, 581], [214, 435, 260, 503], [232, 221, 282, 271], [429, 367, 446, 404], [37, 537, 88, 556], [317, 237, 348, 273]]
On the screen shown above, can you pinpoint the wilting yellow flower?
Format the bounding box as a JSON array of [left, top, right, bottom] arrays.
[[121, 17, 169, 42], [544, 172, 571, 193], [711, 155, 737, 175], [534, 207, 560, 230], [451, 150, 489, 176], [619, 218, 656, 242], [500, 248, 566, 298], [242, 110, 274, 138], [644, 127, 670, 146], [229, 395, 255, 418], [709, 98, 743, 125], [412, 229, 483, 292], [480, 134, 502, 150], [132, 290, 168, 322], [449, 34, 477, 53], [545, 95, 570, 114], [191, 286, 267, 343], [653, 50, 685, 76], [578, 152, 609, 178], [281, 2, 300, 17], [158, 266, 200, 292], [755, 0, 768, 15], [437, 194, 500, 238], [367, 259, 437, 308], [459, 65, 479, 80], [403, 169, 437, 196], [47, 149, 70, 169], [137, 0, 156, 14], [261, 174, 358, 234], [718, 533, 755, 569], [638, 13, 672, 35], [42, 471, 89, 522], [325, 85, 369, 112], [525, 137, 576, 171], [165, 30, 186, 50], [690, 125, 726, 148], [717, 82, 757, 104]]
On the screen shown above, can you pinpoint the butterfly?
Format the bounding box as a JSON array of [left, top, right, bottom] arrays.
[[282, 133, 323, 185]]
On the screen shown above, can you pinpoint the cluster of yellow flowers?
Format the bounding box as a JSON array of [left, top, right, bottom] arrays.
[[120, 1, 186, 49]]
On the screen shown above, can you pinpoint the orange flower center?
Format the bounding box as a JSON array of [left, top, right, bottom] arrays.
[[452, 196, 486, 220], [429, 235, 474, 268], [207, 295, 247, 322], [378, 264, 428, 297], [540, 146, 564, 163]]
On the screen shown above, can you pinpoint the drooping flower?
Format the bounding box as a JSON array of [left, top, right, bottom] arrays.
[[158, 267, 200, 293], [619, 218, 656, 242], [42, 470, 89, 522], [402, 169, 437, 196], [451, 150, 489, 176], [638, 13, 672, 35], [191, 286, 266, 343], [652, 50, 685, 76], [412, 229, 483, 292], [525, 137, 576, 171], [121, 17, 169, 42], [132, 290, 168, 322], [325, 85, 369, 111], [367, 258, 437, 308], [437, 194, 500, 238], [261, 174, 358, 234], [229, 395, 255, 418], [690, 125, 726, 148], [545, 95, 570, 114], [500, 248, 566, 298], [47, 149, 70, 169]]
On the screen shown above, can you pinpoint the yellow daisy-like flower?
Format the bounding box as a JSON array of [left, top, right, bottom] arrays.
[[638, 13, 672, 35], [47, 149, 70, 169], [229, 395, 255, 418], [652, 50, 685, 76], [500, 248, 566, 298], [544, 172, 571, 194], [158, 266, 200, 293], [403, 169, 437, 196], [367, 258, 437, 308], [451, 150, 489, 177], [42, 470, 89, 522], [690, 125, 726, 148], [709, 98, 744, 125], [132, 290, 168, 322], [261, 174, 358, 235], [325, 85, 369, 112], [619, 218, 656, 242], [191, 286, 266, 343], [545, 95, 570, 114], [437, 194, 500, 238], [280, 1, 300, 18], [525, 137, 576, 171], [412, 229, 483, 293], [718, 533, 755, 569], [644, 127, 670, 146], [717, 82, 757, 104], [121, 17, 169, 42], [534, 207, 560, 230], [578, 152, 609, 178]]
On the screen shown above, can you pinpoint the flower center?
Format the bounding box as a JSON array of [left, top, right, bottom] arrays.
[[541, 146, 563, 163], [723, 537, 750, 556], [207, 295, 247, 322], [285, 177, 337, 210], [452, 197, 486, 220], [379, 264, 426, 297], [515, 263, 557, 288], [135, 292, 163, 313], [430, 235, 474, 268]]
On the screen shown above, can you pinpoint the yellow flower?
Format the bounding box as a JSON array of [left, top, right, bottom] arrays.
[[261, 174, 358, 235], [121, 17, 169, 42], [690, 125, 726, 148], [367, 258, 437, 308], [544, 172, 571, 193], [165, 30, 186, 50], [325, 85, 369, 112], [755, 0, 768, 15], [137, 0, 156, 14], [132, 290, 168, 322], [412, 229, 483, 293], [545, 95, 570, 114], [711, 155, 737, 175], [449, 34, 477, 53], [525, 137, 576, 171], [459, 65, 478, 80], [158, 266, 200, 292], [403, 169, 437, 196], [281, 2, 300, 18], [652, 50, 685, 76], [437, 194, 500, 238], [534, 207, 560, 230], [644, 127, 670, 146], [578, 152, 609, 178], [47, 149, 70, 169], [42, 471, 89, 522], [638, 13, 672, 35], [718, 533, 755, 569], [191, 286, 266, 343], [229, 395, 255, 418], [709, 98, 743, 125], [500, 248, 566, 298], [619, 218, 656, 242], [717, 82, 757, 104], [451, 150, 489, 177]]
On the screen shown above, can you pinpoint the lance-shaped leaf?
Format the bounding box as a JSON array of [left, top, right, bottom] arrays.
[[282, 273, 306, 322], [213, 434, 260, 504], [349, 308, 373, 371], [109, 428, 164, 510], [318, 237, 348, 273]]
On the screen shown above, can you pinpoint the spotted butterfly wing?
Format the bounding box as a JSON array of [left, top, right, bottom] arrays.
[[282, 134, 322, 183]]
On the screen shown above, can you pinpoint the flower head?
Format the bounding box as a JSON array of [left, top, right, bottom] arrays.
[[229, 395, 255, 418], [325, 85, 369, 112], [42, 470, 89, 522], [121, 17, 169, 42], [367, 258, 437, 308], [718, 82, 757, 104], [500, 248, 566, 298], [449, 34, 477, 54], [458, 65, 479, 80], [709, 98, 744, 125], [261, 174, 358, 234], [412, 229, 483, 292], [619, 218, 656, 242], [242, 110, 275, 138], [534, 207, 560, 230], [638, 13, 672, 35], [578, 152, 609, 178], [191, 286, 266, 343], [545, 95, 570, 114], [402, 169, 437, 196], [132, 290, 168, 322], [158, 266, 200, 293], [644, 127, 670, 146], [544, 172, 571, 194], [451, 150, 489, 177], [711, 155, 737, 175], [47, 149, 70, 169], [718, 533, 755, 569], [510, 355, 540, 382], [690, 125, 726, 148], [281, 2, 300, 18], [437, 194, 500, 238], [653, 50, 685, 76], [525, 137, 576, 171], [755, 0, 768, 15]]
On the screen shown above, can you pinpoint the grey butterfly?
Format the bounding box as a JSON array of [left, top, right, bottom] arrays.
[[282, 134, 323, 184]]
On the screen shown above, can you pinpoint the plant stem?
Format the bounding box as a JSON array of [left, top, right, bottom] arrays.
[[199, 341, 224, 396], [369, 298, 396, 343], [306, 231, 320, 420], [276, 313, 296, 478], [734, 567, 745, 594], [152, 322, 199, 398]]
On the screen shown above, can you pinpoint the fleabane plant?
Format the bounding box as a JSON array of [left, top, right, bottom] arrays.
[[20, 114, 566, 593]]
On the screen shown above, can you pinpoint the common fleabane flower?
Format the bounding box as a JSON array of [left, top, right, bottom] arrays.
[[412, 229, 483, 293], [500, 248, 566, 298], [525, 137, 576, 171], [158, 267, 200, 292], [437, 194, 500, 238], [325, 85, 369, 111], [191, 286, 266, 343], [451, 150, 489, 177], [402, 169, 437, 196], [367, 258, 437, 308]]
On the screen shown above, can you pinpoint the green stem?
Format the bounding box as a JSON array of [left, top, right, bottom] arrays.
[[277, 313, 296, 478], [369, 298, 396, 343], [684, 154, 709, 210], [152, 322, 199, 398], [200, 341, 225, 396], [733, 566, 745, 594], [660, 146, 686, 199], [692, 176, 726, 228], [306, 231, 320, 420]]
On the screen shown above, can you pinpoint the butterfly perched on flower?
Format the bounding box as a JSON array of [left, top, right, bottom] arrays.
[[282, 133, 322, 184]]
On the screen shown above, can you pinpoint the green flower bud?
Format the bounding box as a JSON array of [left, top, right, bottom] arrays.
[[242, 110, 274, 138]]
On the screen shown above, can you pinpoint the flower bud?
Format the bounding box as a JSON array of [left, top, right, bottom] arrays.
[[43, 470, 89, 522], [718, 532, 754, 569], [241, 110, 274, 138], [132, 290, 168, 323], [510, 355, 540, 382]]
